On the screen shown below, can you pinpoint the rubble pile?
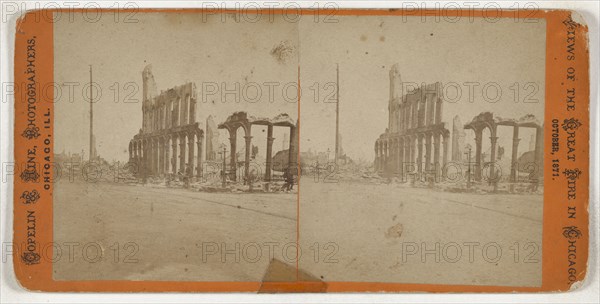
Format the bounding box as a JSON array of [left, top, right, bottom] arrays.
[[122, 172, 298, 194]]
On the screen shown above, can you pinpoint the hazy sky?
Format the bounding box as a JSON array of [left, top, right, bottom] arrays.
[[54, 12, 299, 162], [299, 15, 546, 162], [54, 12, 545, 162]]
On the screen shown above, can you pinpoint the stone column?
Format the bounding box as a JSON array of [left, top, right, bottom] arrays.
[[171, 137, 178, 174], [390, 141, 395, 173], [174, 99, 179, 127], [147, 139, 154, 175], [410, 136, 416, 167], [396, 140, 401, 174], [150, 139, 155, 175], [148, 106, 154, 132], [403, 104, 408, 131], [143, 140, 148, 175], [181, 97, 188, 125], [147, 140, 152, 174], [265, 125, 274, 181], [152, 107, 156, 131], [407, 103, 412, 129], [196, 133, 203, 177], [138, 141, 143, 173], [435, 98, 443, 125], [405, 104, 410, 130], [433, 133, 441, 180], [417, 135, 424, 174], [426, 97, 435, 125], [166, 101, 171, 129], [154, 138, 159, 175], [158, 138, 164, 175], [402, 101, 410, 131], [403, 138, 410, 175], [135, 142, 140, 175], [189, 98, 196, 124], [382, 141, 387, 170], [244, 134, 252, 182], [425, 134, 432, 171], [162, 103, 166, 130], [164, 137, 170, 174], [380, 143, 384, 172], [489, 135, 498, 184], [179, 134, 186, 175], [380, 142, 384, 172], [143, 140, 148, 176], [374, 143, 378, 171], [382, 141, 387, 171], [391, 140, 396, 174], [154, 139, 159, 175], [157, 138, 161, 174], [510, 126, 520, 182], [398, 105, 404, 132], [474, 129, 483, 181], [442, 134, 449, 169], [398, 139, 404, 177], [147, 139, 152, 175], [157, 106, 162, 130], [412, 101, 418, 129], [188, 132, 195, 177], [142, 106, 146, 133], [419, 100, 426, 127], [229, 133, 237, 181], [409, 101, 415, 128], [380, 142, 385, 172], [148, 139, 154, 175]]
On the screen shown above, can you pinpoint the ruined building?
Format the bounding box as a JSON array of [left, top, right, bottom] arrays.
[[128, 65, 204, 177], [205, 115, 220, 161], [218, 112, 297, 182], [374, 64, 450, 177], [463, 112, 543, 182], [451, 115, 466, 162]]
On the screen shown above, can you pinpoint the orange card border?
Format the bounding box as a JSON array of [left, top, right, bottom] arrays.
[[12, 8, 590, 293]]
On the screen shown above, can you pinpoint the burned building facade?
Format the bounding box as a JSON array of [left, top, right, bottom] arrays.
[[463, 112, 543, 183], [218, 112, 297, 183], [128, 65, 204, 177], [374, 64, 450, 177]]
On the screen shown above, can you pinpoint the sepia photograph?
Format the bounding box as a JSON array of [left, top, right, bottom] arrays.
[[49, 11, 546, 286], [53, 12, 299, 281], [297, 15, 546, 287], [4, 0, 598, 300]]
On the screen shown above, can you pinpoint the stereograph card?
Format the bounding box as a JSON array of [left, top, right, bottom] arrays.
[[11, 8, 590, 293]]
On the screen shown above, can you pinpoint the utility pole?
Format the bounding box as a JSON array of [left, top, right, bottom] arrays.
[[465, 144, 472, 189], [89, 65, 94, 162], [221, 146, 227, 188], [334, 63, 340, 166]]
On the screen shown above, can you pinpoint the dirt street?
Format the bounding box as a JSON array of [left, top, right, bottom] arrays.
[[53, 180, 296, 281], [53, 178, 542, 287], [298, 178, 543, 287]]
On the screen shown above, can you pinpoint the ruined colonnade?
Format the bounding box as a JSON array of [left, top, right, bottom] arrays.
[[374, 78, 450, 178], [218, 112, 297, 183]]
